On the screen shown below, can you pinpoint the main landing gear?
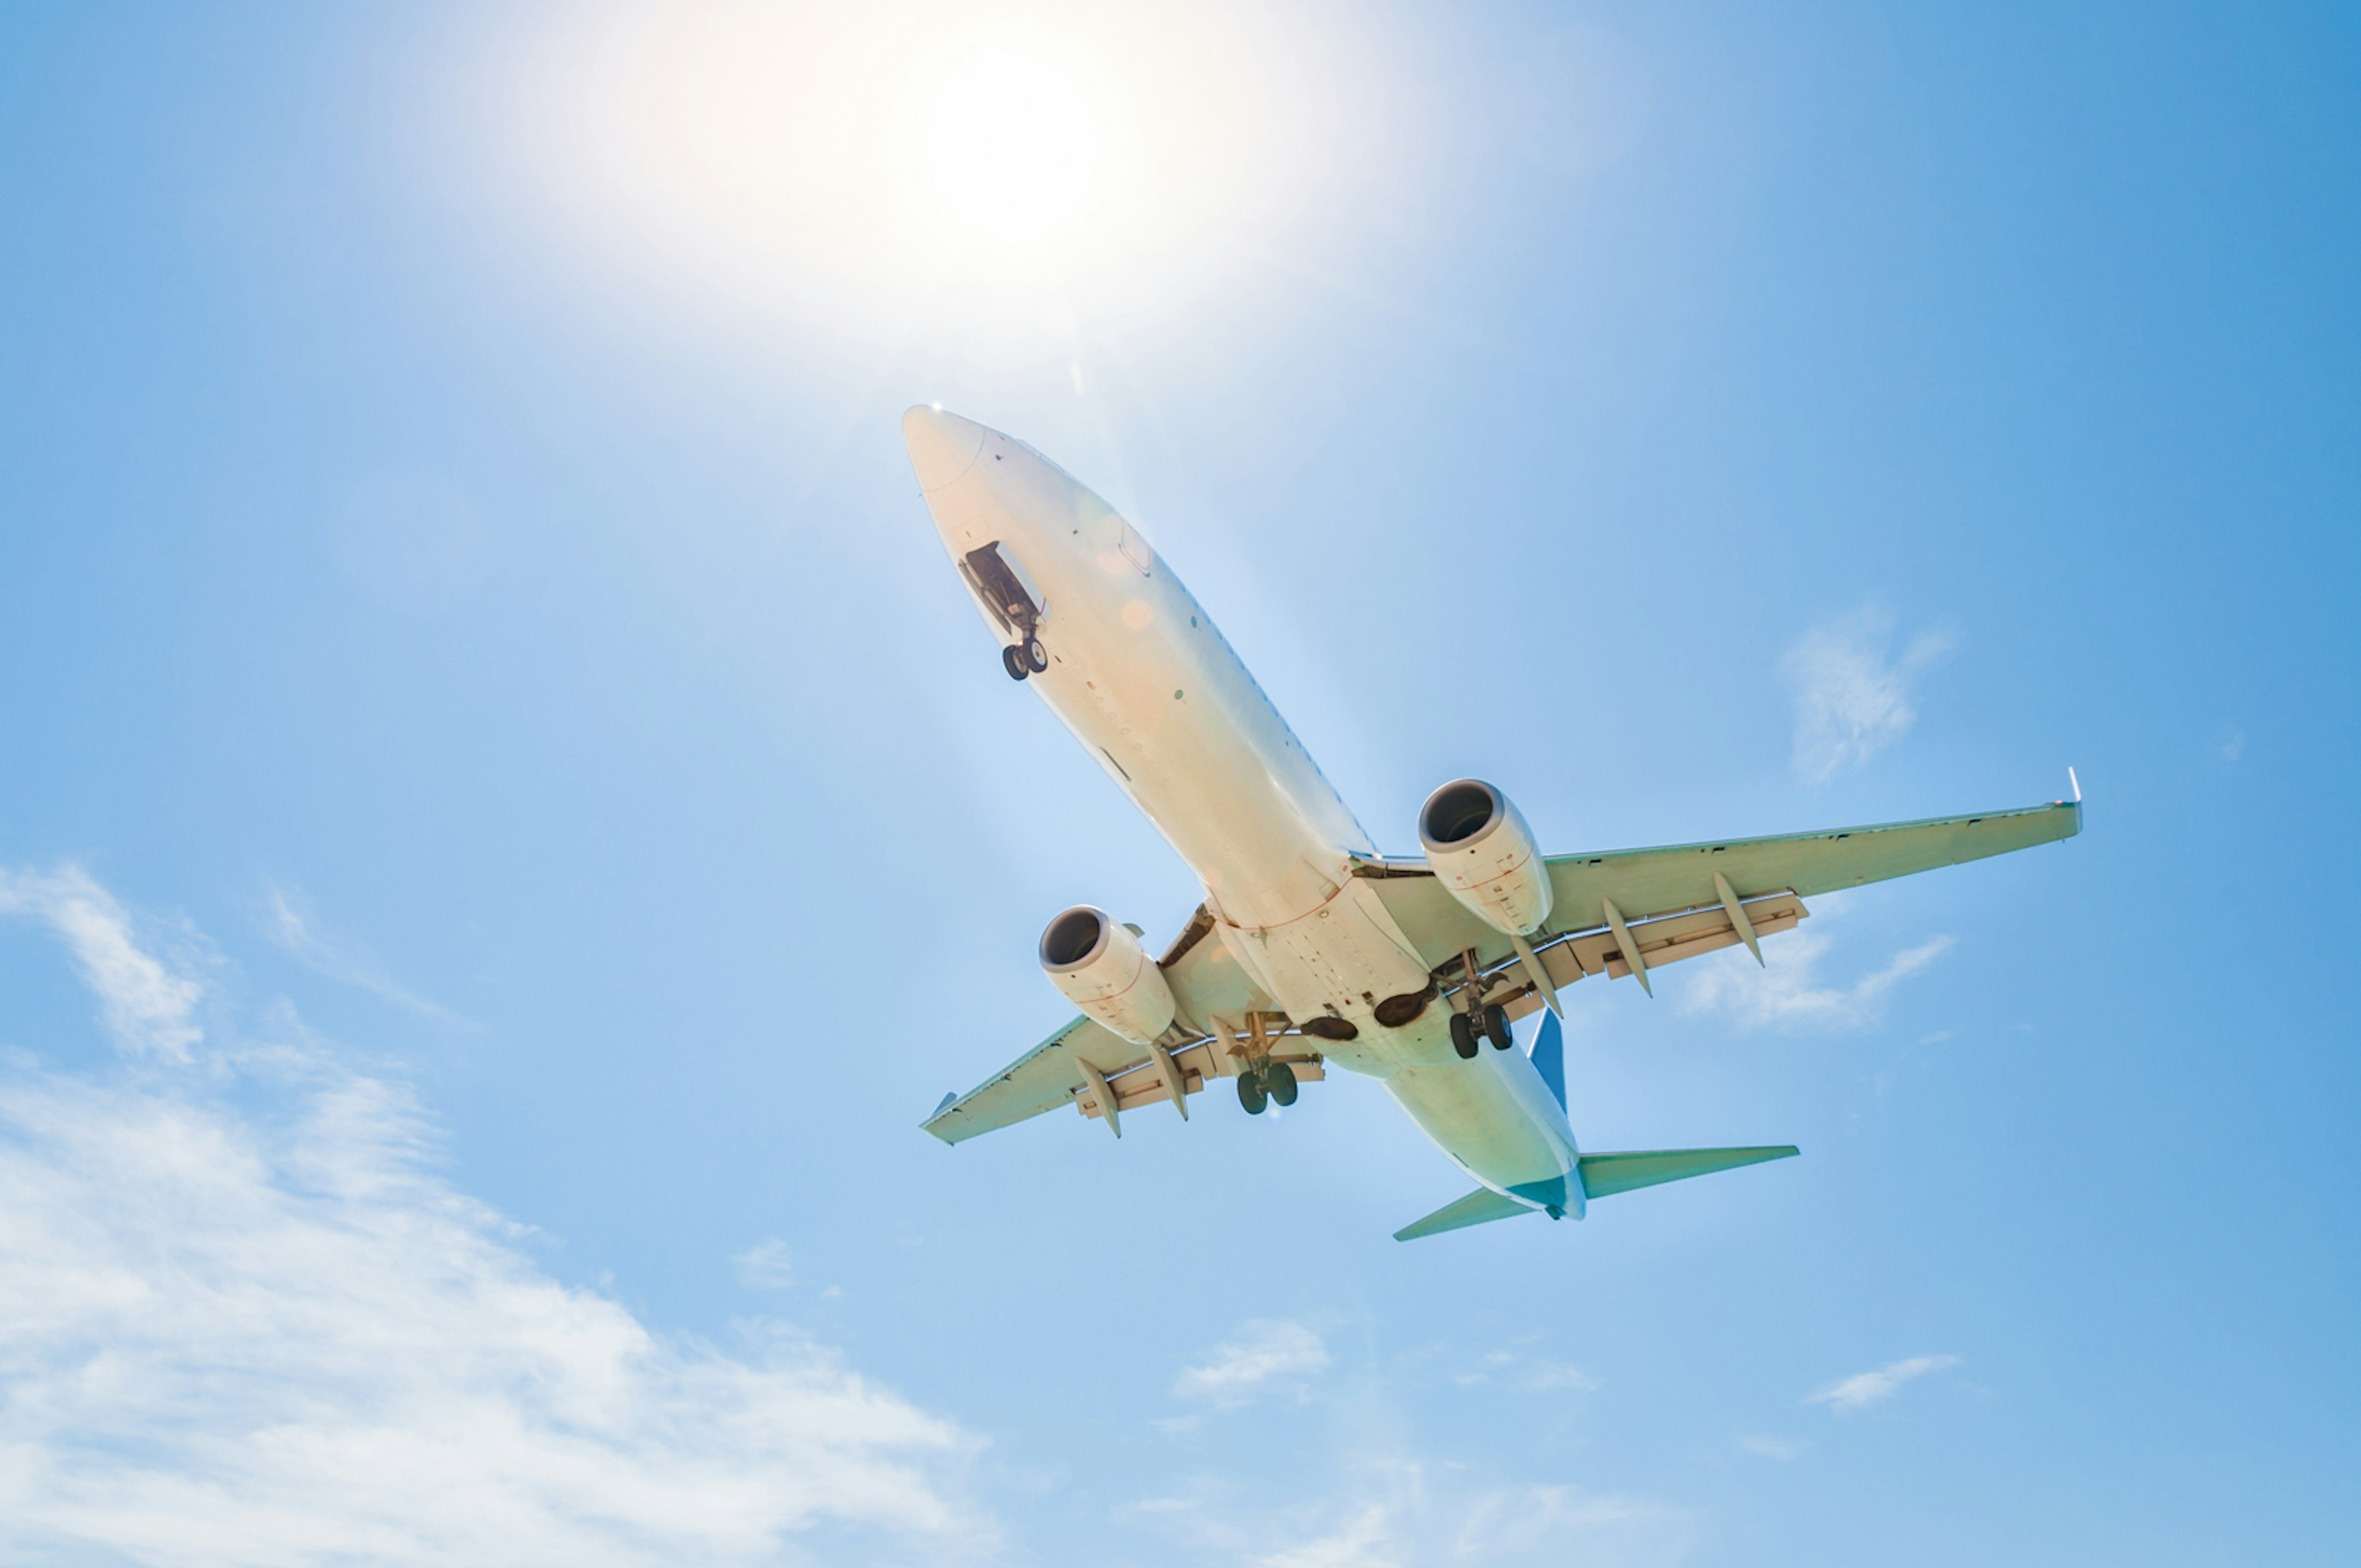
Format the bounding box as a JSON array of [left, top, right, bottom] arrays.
[[1450, 1003, 1514, 1058], [1001, 636, 1048, 681], [1236, 1059, 1299, 1115]]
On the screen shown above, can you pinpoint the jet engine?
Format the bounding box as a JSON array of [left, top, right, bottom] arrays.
[[1418, 778, 1553, 937], [1038, 905, 1177, 1046]]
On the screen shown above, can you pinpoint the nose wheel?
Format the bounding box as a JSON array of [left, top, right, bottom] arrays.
[[1001, 637, 1049, 681], [1450, 1011, 1479, 1059]]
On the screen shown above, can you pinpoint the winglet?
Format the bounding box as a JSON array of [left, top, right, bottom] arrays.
[[2068, 766, 2081, 802]]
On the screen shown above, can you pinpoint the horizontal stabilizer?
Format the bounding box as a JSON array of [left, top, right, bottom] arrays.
[[1393, 1185, 1536, 1242], [1578, 1145, 1798, 1200]]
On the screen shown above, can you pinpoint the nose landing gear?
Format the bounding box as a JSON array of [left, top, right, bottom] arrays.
[[1000, 636, 1049, 681]]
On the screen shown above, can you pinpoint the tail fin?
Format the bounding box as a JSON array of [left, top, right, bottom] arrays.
[[1578, 1145, 1798, 1199], [1530, 1011, 1566, 1108]]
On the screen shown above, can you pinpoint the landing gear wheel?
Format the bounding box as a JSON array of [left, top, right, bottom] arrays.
[[1484, 1003, 1513, 1050], [1265, 1060, 1299, 1107], [1001, 644, 1030, 681], [1236, 1068, 1268, 1116], [1023, 636, 1048, 672], [1449, 1011, 1479, 1059]]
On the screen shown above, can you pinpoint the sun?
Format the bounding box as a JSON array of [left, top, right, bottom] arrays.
[[920, 44, 1101, 247]]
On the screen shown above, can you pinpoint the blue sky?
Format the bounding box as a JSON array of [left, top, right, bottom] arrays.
[[2, 3, 2355, 1563]]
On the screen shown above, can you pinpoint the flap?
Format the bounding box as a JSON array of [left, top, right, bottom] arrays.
[[1360, 798, 2079, 975]]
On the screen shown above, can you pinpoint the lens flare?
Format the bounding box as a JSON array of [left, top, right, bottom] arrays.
[[922, 44, 1099, 246]]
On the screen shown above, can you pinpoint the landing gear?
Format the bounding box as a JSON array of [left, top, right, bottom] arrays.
[[1449, 1011, 1479, 1059], [1484, 1003, 1513, 1050], [1236, 1068, 1268, 1116], [1002, 644, 1030, 681], [1265, 1060, 1299, 1107], [1023, 636, 1048, 672]]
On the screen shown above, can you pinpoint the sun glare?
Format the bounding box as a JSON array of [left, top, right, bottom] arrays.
[[922, 45, 1099, 246], [491, 4, 1372, 354]]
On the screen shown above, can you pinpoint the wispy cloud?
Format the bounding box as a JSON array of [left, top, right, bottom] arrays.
[[1682, 928, 1954, 1031], [259, 880, 475, 1027], [1452, 1349, 1596, 1393], [1257, 1478, 1680, 1568], [1174, 1320, 1329, 1406], [0, 865, 204, 1060], [1255, 1502, 1398, 1568], [1806, 1353, 1962, 1413], [1738, 1433, 1810, 1460], [733, 1237, 794, 1290], [0, 865, 981, 1564], [1127, 1464, 1687, 1568], [1781, 607, 1954, 783]]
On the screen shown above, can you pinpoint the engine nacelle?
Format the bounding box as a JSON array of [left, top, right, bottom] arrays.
[[1418, 778, 1553, 937], [1038, 905, 1177, 1046]]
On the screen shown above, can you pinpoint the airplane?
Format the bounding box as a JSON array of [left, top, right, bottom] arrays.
[[901, 406, 2081, 1241]]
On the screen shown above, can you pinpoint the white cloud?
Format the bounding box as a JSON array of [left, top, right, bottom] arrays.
[[1806, 1353, 1962, 1413], [1255, 1503, 1398, 1568], [0, 865, 204, 1060], [0, 866, 981, 1565], [1682, 928, 1954, 1031], [1251, 1479, 1680, 1568], [1126, 1465, 1685, 1568], [1737, 1433, 1809, 1460], [1453, 1349, 1596, 1393], [1174, 1320, 1329, 1406], [1521, 1361, 1598, 1392], [1781, 608, 1953, 783], [732, 1238, 794, 1291]]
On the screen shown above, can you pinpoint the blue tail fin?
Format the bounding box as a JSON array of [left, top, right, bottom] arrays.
[[1530, 1011, 1566, 1109]]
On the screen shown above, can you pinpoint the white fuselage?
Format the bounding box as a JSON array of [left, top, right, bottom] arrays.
[[906, 408, 1580, 1211]]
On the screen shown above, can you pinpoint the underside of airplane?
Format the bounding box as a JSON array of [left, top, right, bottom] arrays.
[[903, 406, 2081, 1240]]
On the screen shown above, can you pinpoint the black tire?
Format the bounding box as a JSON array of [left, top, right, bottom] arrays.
[[1002, 644, 1030, 681], [1024, 636, 1049, 672], [1265, 1060, 1299, 1107], [1484, 1003, 1513, 1050], [1449, 1011, 1479, 1059], [1236, 1069, 1268, 1116]]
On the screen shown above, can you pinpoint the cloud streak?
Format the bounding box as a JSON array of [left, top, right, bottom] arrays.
[[1682, 928, 1954, 1031], [1781, 608, 1953, 783], [0, 865, 204, 1060], [0, 867, 980, 1565], [1807, 1353, 1961, 1413], [1174, 1320, 1329, 1406], [259, 881, 475, 1028]]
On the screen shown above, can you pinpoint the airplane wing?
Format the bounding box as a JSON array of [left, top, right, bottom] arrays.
[[1361, 798, 2082, 1006], [920, 904, 1279, 1144]]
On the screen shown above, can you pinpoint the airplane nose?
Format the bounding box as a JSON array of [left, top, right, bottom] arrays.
[[902, 405, 988, 493]]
